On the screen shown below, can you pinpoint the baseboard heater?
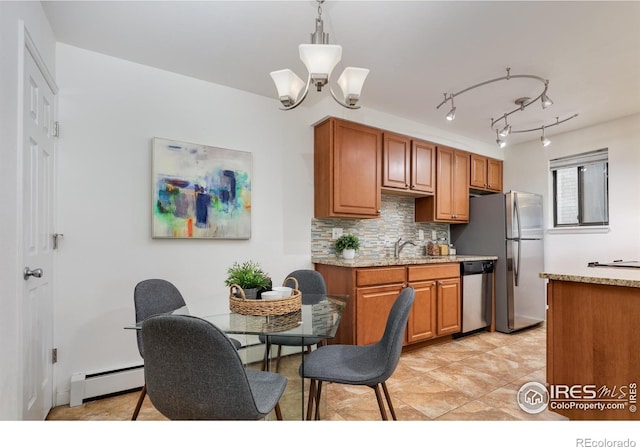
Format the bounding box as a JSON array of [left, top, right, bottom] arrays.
[[70, 364, 144, 407]]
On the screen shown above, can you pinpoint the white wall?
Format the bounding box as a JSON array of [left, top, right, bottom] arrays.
[[0, 1, 57, 421], [53, 43, 316, 403], [504, 113, 640, 272], [53, 43, 494, 406]]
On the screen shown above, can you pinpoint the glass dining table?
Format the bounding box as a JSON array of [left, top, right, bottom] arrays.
[[127, 293, 348, 420]]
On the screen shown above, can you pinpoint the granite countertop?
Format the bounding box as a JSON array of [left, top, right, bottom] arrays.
[[540, 267, 640, 288], [312, 254, 497, 268]]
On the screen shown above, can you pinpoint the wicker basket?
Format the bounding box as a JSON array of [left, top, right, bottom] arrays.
[[229, 277, 301, 316]]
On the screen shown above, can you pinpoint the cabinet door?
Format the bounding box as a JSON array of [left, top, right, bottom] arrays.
[[452, 150, 469, 221], [407, 281, 436, 343], [382, 132, 410, 190], [435, 146, 454, 220], [356, 284, 404, 345], [411, 140, 435, 193], [487, 158, 503, 192], [437, 278, 461, 335], [470, 154, 488, 189], [333, 119, 382, 217]]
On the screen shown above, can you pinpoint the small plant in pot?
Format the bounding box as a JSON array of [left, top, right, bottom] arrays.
[[334, 234, 360, 260], [224, 260, 271, 299]]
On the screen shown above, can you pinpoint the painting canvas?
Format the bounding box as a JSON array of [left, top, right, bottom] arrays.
[[152, 138, 251, 239]]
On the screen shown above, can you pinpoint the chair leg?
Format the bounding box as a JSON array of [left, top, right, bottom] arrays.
[[131, 384, 147, 420], [275, 345, 283, 373], [371, 384, 389, 420], [274, 402, 283, 420], [381, 382, 397, 421], [314, 380, 323, 420], [306, 379, 316, 421], [262, 337, 272, 371]]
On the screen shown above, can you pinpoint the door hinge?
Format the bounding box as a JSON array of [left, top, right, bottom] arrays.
[[52, 348, 57, 364], [53, 121, 59, 138]]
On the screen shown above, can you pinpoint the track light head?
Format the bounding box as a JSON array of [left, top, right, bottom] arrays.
[[541, 91, 553, 109], [444, 95, 456, 121], [540, 126, 551, 147], [495, 129, 506, 148], [446, 106, 456, 121]]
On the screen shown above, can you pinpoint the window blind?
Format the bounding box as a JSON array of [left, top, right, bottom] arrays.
[[549, 148, 608, 170]]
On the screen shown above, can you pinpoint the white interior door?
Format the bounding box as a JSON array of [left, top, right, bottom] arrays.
[[22, 44, 56, 420]]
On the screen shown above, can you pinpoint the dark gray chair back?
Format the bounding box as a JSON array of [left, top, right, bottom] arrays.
[[373, 286, 415, 383], [134, 279, 186, 357], [284, 269, 327, 296], [142, 314, 279, 420]]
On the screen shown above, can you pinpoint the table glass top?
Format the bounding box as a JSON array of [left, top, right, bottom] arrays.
[[129, 294, 348, 339]]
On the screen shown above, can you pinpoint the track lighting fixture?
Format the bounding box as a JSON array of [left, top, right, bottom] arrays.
[[270, 0, 369, 110], [437, 68, 577, 145]]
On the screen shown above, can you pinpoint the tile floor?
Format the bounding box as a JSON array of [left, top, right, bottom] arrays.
[[46, 324, 566, 421]]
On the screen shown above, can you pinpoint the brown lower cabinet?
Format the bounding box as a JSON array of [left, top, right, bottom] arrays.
[[546, 279, 640, 420], [315, 263, 460, 346]]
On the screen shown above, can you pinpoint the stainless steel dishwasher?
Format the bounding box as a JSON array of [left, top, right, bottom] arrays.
[[459, 260, 494, 335]]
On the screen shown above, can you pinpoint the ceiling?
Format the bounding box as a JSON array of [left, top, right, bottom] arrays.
[[42, 1, 640, 148]]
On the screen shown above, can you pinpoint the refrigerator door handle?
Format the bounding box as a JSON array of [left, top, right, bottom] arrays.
[[513, 192, 522, 287], [514, 238, 521, 287], [514, 192, 522, 240]]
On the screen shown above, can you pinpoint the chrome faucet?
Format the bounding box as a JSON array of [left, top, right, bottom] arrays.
[[394, 238, 417, 258]]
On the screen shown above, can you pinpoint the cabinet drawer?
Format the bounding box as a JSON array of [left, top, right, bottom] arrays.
[[356, 267, 406, 287], [407, 263, 459, 282]]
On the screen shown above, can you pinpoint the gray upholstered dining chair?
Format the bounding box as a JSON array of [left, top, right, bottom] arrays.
[[131, 278, 241, 420], [300, 286, 415, 420], [141, 314, 287, 420], [260, 269, 327, 372]]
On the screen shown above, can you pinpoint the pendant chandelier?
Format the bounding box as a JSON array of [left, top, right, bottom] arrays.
[[270, 0, 369, 110], [437, 68, 578, 147]]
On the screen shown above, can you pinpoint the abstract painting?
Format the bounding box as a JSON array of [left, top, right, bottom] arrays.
[[151, 138, 251, 239]]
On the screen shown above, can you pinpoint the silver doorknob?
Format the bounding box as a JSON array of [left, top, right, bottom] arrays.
[[23, 267, 43, 280]]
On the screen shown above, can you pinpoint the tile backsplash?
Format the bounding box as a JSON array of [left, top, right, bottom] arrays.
[[311, 195, 450, 258]]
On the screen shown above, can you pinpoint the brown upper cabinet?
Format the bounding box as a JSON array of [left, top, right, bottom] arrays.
[[470, 154, 503, 193], [382, 132, 435, 196], [415, 145, 470, 223], [314, 117, 382, 219]]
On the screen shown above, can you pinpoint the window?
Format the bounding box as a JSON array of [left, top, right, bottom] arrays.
[[550, 149, 608, 227]]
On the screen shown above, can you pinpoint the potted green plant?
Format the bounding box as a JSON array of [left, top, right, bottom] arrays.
[[334, 234, 360, 260], [224, 260, 271, 299]]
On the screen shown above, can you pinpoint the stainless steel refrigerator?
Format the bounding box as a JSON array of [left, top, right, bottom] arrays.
[[451, 191, 545, 333]]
